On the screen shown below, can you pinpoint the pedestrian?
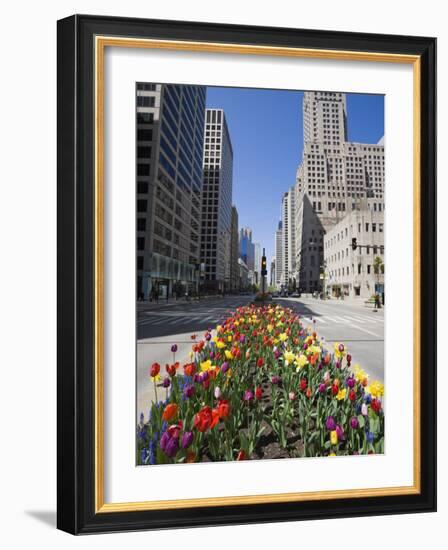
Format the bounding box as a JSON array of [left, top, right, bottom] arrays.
[[375, 293, 381, 309]]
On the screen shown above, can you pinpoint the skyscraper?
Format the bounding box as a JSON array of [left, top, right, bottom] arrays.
[[274, 220, 283, 288], [201, 108, 234, 292], [239, 227, 255, 271], [294, 91, 385, 292], [281, 187, 296, 288], [136, 83, 206, 299], [230, 205, 239, 292]]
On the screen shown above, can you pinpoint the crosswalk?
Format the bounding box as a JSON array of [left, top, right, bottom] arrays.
[[138, 310, 383, 329], [300, 313, 383, 325], [137, 309, 233, 328]]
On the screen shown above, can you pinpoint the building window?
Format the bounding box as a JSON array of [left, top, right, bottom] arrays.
[[137, 95, 155, 107], [367, 265, 371, 274], [365, 223, 369, 232], [137, 199, 147, 212], [137, 237, 145, 251], [137, 164, 150, 176], [137, 218, 146, 231], [137, 182, 149, 194], [137, 256, 144, 270]]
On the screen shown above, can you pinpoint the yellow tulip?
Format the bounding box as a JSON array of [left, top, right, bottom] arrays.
[[330, 431, 338, 445], [336, 388, 347, 401]]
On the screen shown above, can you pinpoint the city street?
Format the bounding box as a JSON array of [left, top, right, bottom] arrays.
[[277, 296, 384, 383], [136, 294, 384, 420]]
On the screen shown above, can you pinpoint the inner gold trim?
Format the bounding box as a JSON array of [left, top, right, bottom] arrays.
[[94, 35, 421, 514]]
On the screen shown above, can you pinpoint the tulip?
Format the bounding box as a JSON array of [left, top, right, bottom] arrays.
[[318, 383, 326, 393], [371, 398, 382, 414], [181, 431, 193, 449], [330, 430, 338, 445], [257, 357, 264, 368], [306, 387, 312, 399], [361, 403, 368, 416], [349, 389, 356, 401], [271, 375, 281, 385], [165, 435, 179, 457], [217, 399, 230, 418], [325, 416, 336, 431], [255, 387, 263, 400], [183, 385, 195, 399], [347, 377, 355, 388], [236, 450, 247, 461], [350, 416, 359, 429], [162, 403, 178, 421], [221, 361, 230, 374], [171, 344, 178, 353], [324, 370, 330, 383], [336, 425, 344, 440], [150, 362, 160, 378], [243, 390, 254, 402], [300, 379, 307, 391], [162, 377, 171, 388], [289, 391, 296, 401]]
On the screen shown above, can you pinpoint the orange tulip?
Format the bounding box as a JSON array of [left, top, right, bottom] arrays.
[[162, 403, 178, 421]]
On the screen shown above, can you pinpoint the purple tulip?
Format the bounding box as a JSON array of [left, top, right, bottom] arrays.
[[347, 377, 355, 388], [165, 436, 179, 458], [271, 375, 281, 385], [209, 351, 215, 360], [243, 390, 254, 402], [181, 431, 194, 449], [162, 377, 171, 388], [338, 344, 345, 352], [201, 371, 209, 382], [274, 349, 281, 359], [183, 385, 195, 399], [205, 332, 212, 341], [350, 416, 359, 429], [193, 373, 202, 384], [160, 431, 170, 452], [336, 424, 344, 440], [303, 343, 308, 351], [318, 383, 326, 393], [171, 344, 178, 353], [325, 416, 336, 431], [221, 361, 230, 374], [335, 360, 341, 369], [239, 334, 246, 344]]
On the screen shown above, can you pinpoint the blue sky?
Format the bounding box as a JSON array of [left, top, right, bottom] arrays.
[[206, 87, 384, 262]]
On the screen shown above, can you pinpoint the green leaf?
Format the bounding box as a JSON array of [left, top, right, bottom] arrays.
[[357, 414, 365, 428]]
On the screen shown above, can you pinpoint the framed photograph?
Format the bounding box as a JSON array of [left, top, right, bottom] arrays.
[[57, 14, 436, 534]]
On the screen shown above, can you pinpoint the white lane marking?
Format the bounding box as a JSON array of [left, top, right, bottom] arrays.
[[342, 315, 366, 324]]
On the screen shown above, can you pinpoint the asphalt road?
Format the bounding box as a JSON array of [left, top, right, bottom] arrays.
[[277, 296, 384, 382], [137, 295, 255, 340]]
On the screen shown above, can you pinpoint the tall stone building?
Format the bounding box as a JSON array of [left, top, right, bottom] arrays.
[[281, 187, 296, 288], [274, 220, 283, 288], [294, 91, 385, 292], [201, 108, 234, 292], [136, 83, 206, 299], [230, 205, 239, 292]]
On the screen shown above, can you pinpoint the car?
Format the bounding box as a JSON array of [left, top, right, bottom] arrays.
[[291, 292, 301, 298]]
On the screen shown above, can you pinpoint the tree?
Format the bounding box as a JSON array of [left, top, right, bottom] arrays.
[[373, 256, 384, 297]]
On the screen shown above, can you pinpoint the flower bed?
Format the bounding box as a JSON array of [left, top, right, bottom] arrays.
[[137, 304, 384, 465]]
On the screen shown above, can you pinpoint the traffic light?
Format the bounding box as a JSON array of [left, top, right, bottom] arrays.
[[261, 255, 267, 276], [351, 237, 357, 251]]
